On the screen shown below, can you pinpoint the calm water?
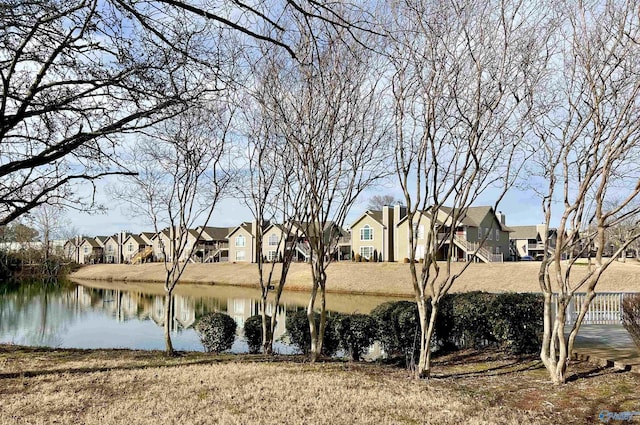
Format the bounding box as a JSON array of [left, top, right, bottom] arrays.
[[0, 279, 398, 353]]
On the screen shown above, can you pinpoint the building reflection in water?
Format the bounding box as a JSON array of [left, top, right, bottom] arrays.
[[0, 282, 295, 350]]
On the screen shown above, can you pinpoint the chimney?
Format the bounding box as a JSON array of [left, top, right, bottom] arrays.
[[382, 205, 393, 262], [496, 211, 505, 225]]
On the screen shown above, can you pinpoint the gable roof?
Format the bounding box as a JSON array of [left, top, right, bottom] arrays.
[[123, 234, 147, 245], [226, 222, 253, 238], [199, 226, 232, 241], [81, 237, 102, 248], [350, 210, 385, 228], [396, 206, 510, 231]]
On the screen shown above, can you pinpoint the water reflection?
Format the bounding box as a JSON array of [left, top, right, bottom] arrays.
[[0, 280, 397, 353]]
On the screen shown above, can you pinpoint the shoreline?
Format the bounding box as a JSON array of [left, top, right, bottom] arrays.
[[69, 261, 640, 296]]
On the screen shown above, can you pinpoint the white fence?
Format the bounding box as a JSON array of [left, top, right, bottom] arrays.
[[552, 292, 637, 325]]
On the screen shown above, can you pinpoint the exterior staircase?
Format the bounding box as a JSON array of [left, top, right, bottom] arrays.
[[131, 246, 153, 264], [452, 235, 503, 263], [295, 241, 311, 261]]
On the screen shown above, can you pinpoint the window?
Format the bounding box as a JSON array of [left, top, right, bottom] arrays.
[[412, 224, 424, 239], [235, 235, 245, 247], [360, 246, 374, 260], [83, 246, 89, 254], [107, 245, 113, 252], [495, 229, 500, 241], [488, 229, 492, 240], [268, 250, 277, 261], [478, 227, 483, 239], [128, 243, 134, 252], [268, 233, 278, 246], [235, 250, 245, 261], [360, 225, 373, 241]]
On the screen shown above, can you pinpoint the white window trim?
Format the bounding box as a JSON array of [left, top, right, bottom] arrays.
[[235, 250, 245, 261], [268, 250, 277, 261], [360, 225, 373, 241], [268, 234, 278, 246], [360, 246, 375, 260], [235, 235, 246, 247]]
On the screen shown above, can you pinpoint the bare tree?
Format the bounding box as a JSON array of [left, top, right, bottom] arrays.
[[1, 0, 373, 227], [367, 195, 398, 211], [388, 0, 550, 378], [260, 10, 389, 361], [532, 1, 640, 384], [26, 205, 69, 260], [237, 51, 308, 353], [0, 0, 213, 225], [113, 104, 233, 355]]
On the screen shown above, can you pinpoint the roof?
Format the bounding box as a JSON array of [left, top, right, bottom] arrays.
[[124, 234, 147, 245], [199, 226, 232, 240], [509, 225, 539, 240], [350, 210, 385, 228], [226, 222, 253, 238], [81, 238, 102, 248], [396, 206, 510, 231]]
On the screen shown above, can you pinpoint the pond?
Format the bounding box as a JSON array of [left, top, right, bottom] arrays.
[[0, 279, 402, 353]]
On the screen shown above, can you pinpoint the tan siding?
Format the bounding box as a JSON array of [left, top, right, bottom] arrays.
[[350, 216, 384, 260]]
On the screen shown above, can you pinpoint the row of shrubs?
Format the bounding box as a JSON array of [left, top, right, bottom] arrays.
[[195, 292, 544, 359]]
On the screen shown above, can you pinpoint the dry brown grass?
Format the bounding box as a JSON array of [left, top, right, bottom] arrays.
[[1, 345, 637, 424], [71, 260, 640, 297]]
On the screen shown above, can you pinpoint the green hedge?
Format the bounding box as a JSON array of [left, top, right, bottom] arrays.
[[285, 310, 340, 357], [195, 312, 237, 353], [373, 292, 543, 357], [335, 313, 378, 361], [244, 314, 272, 354]]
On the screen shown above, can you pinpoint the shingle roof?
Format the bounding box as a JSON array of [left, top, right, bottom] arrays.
[[509, 225, 539, 240]]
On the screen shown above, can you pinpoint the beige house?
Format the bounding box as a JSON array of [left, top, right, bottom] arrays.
[[350, 205, 405, 262], [227, 222, 257, 263], [77, 237, 105, 264], [122, 234, 152, 263], [510, 225, 557, 260], [396, 206, 510, 263], [194, 226, 230, 262], [151, 228, 201, 263]]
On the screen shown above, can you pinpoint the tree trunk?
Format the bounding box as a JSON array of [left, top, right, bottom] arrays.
[[261, 294, 273, 355], [308, 281, 319, 362], [164, 291, 174, 356], [416, 299, 438, 379]]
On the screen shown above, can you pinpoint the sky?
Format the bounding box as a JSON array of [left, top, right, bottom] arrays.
[[64, 176, 547, 238]]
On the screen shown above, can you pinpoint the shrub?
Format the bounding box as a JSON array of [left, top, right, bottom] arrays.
[[195, 312, 237, 353], [487, 293, 543, 354], [371, 300, 419, 360], [622, 293, 640, 349], [244, 314, 271, 354], [403, 258, 409, 263], [285, 310, 340, 357], [355, 253, 362, 263], [335, 314, 378, 361], [449, 292, 495, 349]]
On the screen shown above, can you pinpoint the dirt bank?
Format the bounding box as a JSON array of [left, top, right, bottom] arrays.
[[69, 260, 640, 296]]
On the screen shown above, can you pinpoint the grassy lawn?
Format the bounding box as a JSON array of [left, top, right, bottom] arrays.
[[70, 260, 640, 296], [1, 345, 638, 424]]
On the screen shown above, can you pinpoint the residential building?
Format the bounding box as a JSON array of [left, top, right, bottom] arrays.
[[194, 226, 230, 262], [396, 206, 510, 263], [510, 224, 557, 260], [350, 204, 404, 262]]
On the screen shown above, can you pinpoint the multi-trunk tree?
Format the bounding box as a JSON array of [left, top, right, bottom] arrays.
[[388, 0, 551, 378], [532, 0, 640, 385], [112, 105, 234, 355], [259, 10, 389, 361]]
